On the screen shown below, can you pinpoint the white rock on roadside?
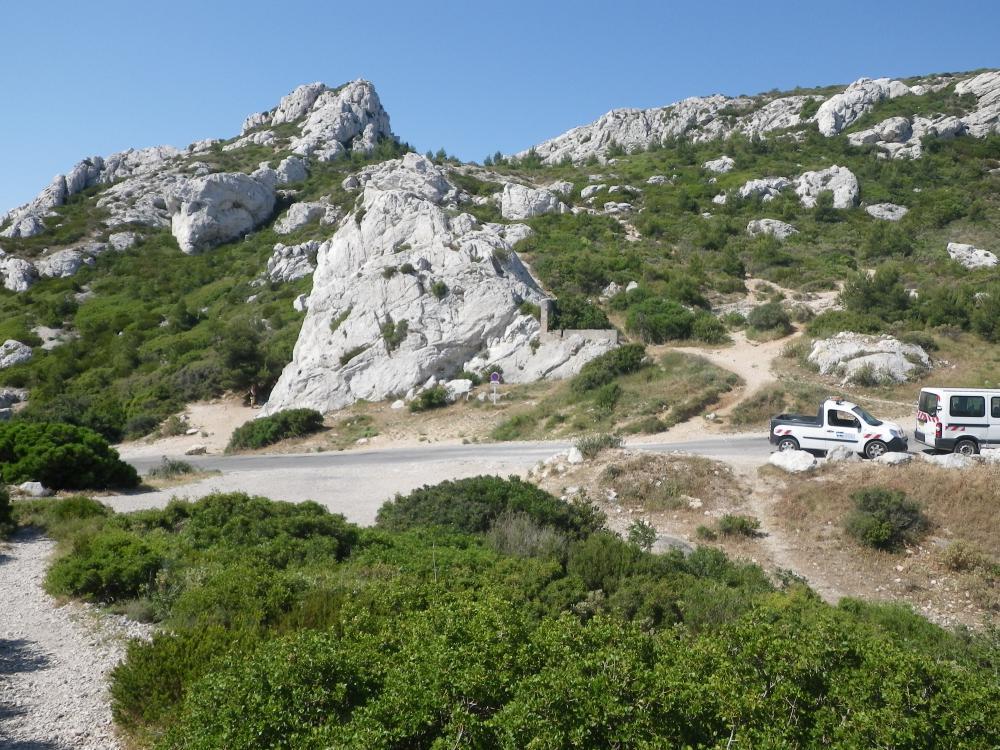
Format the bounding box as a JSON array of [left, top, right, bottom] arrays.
[[566, 446, 585, 464], [769, 449, 816, 473], [18, 481, 53, 498], [808, 332, 931, 385], [825, 445, 859, 463], [921, 452, 973, 469], [875, 451, 913, 465]]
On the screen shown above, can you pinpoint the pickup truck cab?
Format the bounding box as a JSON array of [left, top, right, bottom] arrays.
[[770, 398, 907, 459]]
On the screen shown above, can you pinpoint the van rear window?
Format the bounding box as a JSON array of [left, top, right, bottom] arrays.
[[918, 392, 939, 414]]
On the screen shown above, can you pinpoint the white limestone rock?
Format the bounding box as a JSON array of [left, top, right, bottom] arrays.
[[795, 166, 859, 209], [0, 340, 32, 369], [0, 251, 38, 292], [500, 183, 569, 220], [921, 452, 973, 470], [274, 201, 339, 235], [947, 242, 998, 270], [711, 193, 728, 205], [262, 155, 611, 415], [445, 379, 473, 401], [35, 249, 93, 279], [289, 79, 394, 160], [293, 294, 309, 312], [703, 155, 735, 173], [866, 203, 908, 221], [815, 77, 912, 136], [580, 184, 606, 199], [0, 387, 28, 409], [954, 71, 1000, 137], [0, 214, 46, 239], [108, 231, 139, 251], [738, 177, 791, 202], [566, 447, 585, 464], [825, 445, 859, 462], [547, 180, 573, 196], [600, 281, 622, 299], [808, 333, 931, 385], [747, 219, 797, 240], [875, 451, 913, 466], [603, 202, 632, 214], [252, 156, 310, 189], [769, 449, 816, 473], [18, 482, 53, 498], [646, 175, 668, 185], [267, 241, 321, 282], [166, 173, 276, 254]]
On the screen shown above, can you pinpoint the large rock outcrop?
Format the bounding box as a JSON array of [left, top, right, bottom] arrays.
[[795, 166, 859, 208], [747, 219, 797, 239], [500, 183, 569, 220], [262, 155, 615, 414], [808, 333, 931, 385], [0, 340, 32, 369], [166, 173, 276, 254], [954, 71, 1000, 137], [267, 241, 321, 282], [947, 242, 998, 269], [0, 251, 38, 292], [815, 77, 913, 136]]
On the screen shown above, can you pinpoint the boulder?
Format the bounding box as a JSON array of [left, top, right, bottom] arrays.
[[947, 242, 998, 270], [0, 214, 46, 239], [808, 333, 931, 385], [703, 155, 735, 173], [500, 183, 569, 219], [815, 77, 912, 136], [0, 340, 32, 369], [260, 155, 613, 415], [390, 399, 405, 410], [0, 252, 38, 292], [0, 387, 28, 409], [646, 175, 668, 185], [875, 451, 913, 466], [293, 294, 309, 312], [108, 231, 139, 251], [795, 166, 859, 208], [546, 180, 573, 196], [603, 202, 632, 214], [166, 173, 276, 254], [267, 241, 321, 283], [185, 444, 208, 456], [738, 177, 791, 201], [711, 193, 728, 205], [747, 219, 797, 240], [580, 184, 606, 199], [866, 203, 908, 221], [769, 449, 816, 473], [274, 201, 339, 234], [600, 281, 622, 299], [18, 482, 53, 498], [825, 445, 859, 463], [566, 446, 584, 464], [444, 379, 473, 401], [35, 249, 92, 279], [921, 452, 973, 470], [954, 71, 1000, 137]]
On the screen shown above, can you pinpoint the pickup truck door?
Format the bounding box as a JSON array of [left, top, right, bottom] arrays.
[[821, 409, 861, 451]]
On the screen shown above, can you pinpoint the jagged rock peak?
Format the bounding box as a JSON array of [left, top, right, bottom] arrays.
[[262, 154, 615, 414]]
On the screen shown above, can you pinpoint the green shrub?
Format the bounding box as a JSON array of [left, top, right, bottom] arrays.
[[430, 280, 449, 299], [0, 485, 12, 538], [571, 343, 647, 393], [845, 487, 928, 551], [226, 409, 324, 451], [626, 298, 695, 343], [46, 529, 162, 602], [627, 519, 657, 551], [408, 385, 449, 412], [376, 475, 603, 538], [160, 415, 189, 437], [717, 514, 762, 537], [339, 344, 368, 365], [0, 422, 139, 490], [146, 458, 196, 480], [575, 433, 623, 458], [380, 317, 409, 352], [747, 301, 792, 334], [551, 294, 612, 329], [692, 313, 729, 343]]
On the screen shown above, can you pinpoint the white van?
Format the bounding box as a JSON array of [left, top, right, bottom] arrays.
[[915, 387, 1000, 455]]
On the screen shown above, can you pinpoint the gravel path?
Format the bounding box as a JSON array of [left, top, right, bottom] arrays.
[[0, 531, 149, 749]]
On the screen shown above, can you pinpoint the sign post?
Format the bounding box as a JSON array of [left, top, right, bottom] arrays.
[[490, 372, 500, 406]]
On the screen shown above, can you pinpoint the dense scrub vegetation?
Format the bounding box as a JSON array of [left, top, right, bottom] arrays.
[[226, 408, 324, 451], [0, 421, 139, 489], [16, 480, 1000, 748]]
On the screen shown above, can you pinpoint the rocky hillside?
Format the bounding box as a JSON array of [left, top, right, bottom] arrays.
[[1, 69, 998, 441]]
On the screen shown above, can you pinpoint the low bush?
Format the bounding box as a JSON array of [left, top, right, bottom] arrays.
[[571, 343, 647, 393], [575, 433, 623, 458], [716, 514, 761, 537], [408, 385, 448, 412], [226, 409, 324, 452], [46, 529, 162, 602], [627, 519, 657, 551], [844, 487, 928, 551], [0, 485, 12, 538], [376, 475, 604, 538], [146, 458, 196, 480], [626, 298, 695, 343], [747, 301, 793, 335], [0, 422, 139, 490]]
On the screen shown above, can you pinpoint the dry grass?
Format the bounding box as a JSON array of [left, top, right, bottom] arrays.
[[599, 453, 743, 511]]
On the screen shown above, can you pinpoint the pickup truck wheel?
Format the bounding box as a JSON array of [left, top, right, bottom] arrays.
[[777, 437, 799, 452], [954, 439, 979, 456], [864, 440, 888, 459]]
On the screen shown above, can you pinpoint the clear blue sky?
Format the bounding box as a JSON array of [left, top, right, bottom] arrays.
[[1, 0, 997, 212]]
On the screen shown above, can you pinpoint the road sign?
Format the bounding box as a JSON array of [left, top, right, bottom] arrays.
[[490, 372, 501, 384]]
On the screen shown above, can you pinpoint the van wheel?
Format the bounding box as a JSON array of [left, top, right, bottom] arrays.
[[777, 437, 799, 452], [864, 440, 888, 459], [954, 439, 979, 456]]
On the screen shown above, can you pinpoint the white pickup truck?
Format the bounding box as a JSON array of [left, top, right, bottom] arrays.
[[770, 398, 908, 459]]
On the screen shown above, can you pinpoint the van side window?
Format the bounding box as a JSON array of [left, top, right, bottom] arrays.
[[950, 395, 985, 419], [993, 397, 1000, 419], [918, 391, 939, 414]]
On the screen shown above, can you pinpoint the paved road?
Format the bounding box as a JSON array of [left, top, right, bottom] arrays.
[[113, 435, 772, 525]]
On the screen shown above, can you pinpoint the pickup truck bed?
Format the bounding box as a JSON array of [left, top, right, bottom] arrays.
[[770, 408, 823, 430]]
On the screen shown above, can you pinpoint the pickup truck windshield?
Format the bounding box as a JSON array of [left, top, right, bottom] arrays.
[[852, 406, 882, 426]]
